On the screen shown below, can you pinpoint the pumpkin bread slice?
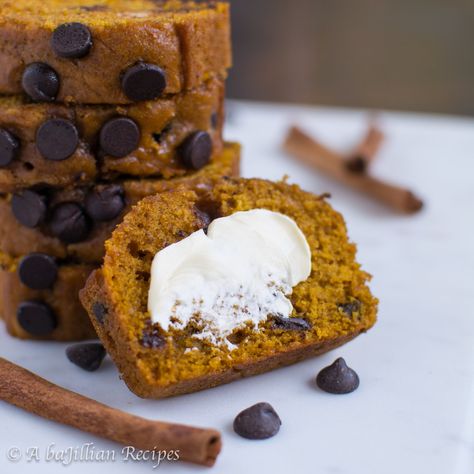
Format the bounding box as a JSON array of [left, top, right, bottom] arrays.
[[0, 0, 231, 103], [80, 178, 377, 398]]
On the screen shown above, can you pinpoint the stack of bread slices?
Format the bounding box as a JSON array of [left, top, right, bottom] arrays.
[[0, 0, 238, 341]]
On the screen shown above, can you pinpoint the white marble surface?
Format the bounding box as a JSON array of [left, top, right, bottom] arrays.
[[1, 101, 473, 474]]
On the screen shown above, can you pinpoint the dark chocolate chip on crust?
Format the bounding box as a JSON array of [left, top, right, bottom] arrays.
[[0, 128, 20, 167], [179, 131, 212, 170], [49, 202, 91, 243], [85, 184, 125, 222], [51, 22, 93, 59], [92, 302, 108, 324], [17, 300, 57, 336], [11, 190, 48, 228], [121, 62, 167, 101], [66, 343, 106, 371], [22, 62, 60, 102], [99, 117, 140, 158], [316, 357, 360, 394], [271, 315, 311, 331], [233, 402, 282, 440], [36, 118, 79, 161], [18, 253, 58, 290]]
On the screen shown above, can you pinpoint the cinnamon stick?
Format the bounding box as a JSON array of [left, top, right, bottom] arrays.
[[283, 126, 423, 213], [0, 357, 221, 467], [346, 123, 384, 173]]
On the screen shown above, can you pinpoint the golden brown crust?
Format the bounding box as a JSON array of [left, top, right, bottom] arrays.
[[80, 178, 377, 398], [1, 259, 97, 341], [0, 79, 224, 191], [0, 1, 231, 103], [0, 142, 240, 263]]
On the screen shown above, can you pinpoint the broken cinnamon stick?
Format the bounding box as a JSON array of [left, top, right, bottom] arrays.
[[346, 123, 384, 173], [283, 126, 423, 213], [0, 357, 221, 467]]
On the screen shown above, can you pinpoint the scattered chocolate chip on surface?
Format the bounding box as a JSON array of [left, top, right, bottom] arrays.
[[92, 302, 108, 324], [18, 253, 58, 290], [121, 62, 167, 101], [316, 357, 360, 394], [0, 128, 20, 167], [51, 22, 93, 59], [36, 118, 79, 161], [17, 300, 57, 336], [49, 202, 90, 243], [233, 402, 282, 440], [85, 184, 125, 222], [99, 117, 140, 158], [22, 62, 59, 102], [66, 342, 106, 371], [11, 190, 47, 228], [179, 131, 212, 170], [272, 315, 311, 330]]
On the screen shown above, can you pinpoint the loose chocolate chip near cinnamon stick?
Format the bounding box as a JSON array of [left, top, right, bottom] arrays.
[[0, 357, 221, 467], [283, 126, 423, 214], [346, 123, 384, 173]]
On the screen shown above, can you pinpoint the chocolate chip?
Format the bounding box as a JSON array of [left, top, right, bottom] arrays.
[[141, 323, 166, 349], [0, 128, 20, 167], [17, 300, 57, 336], [316, 357, 360, 394], [18, 253, 58, 290], [11, 190, 47, 228], [338, 300, 361, 318], [92, 302, 107, 324], [49, 202, 90, 243], [179, 131, 212, 170], [85, 184, 125, 222], [193, 206, 212, 230], [233, 402, 281, 440], [99, 117, 140, 158], [51, 22, 93, 59], [22, 62, 59, 102], [121, 62, 167, 101], [66, 343, 106, 371], [271, 315, 311, 331], [36, 118, 79, 161]]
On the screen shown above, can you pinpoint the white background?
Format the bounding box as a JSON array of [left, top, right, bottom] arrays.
[[1, 101, 473, 474]]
